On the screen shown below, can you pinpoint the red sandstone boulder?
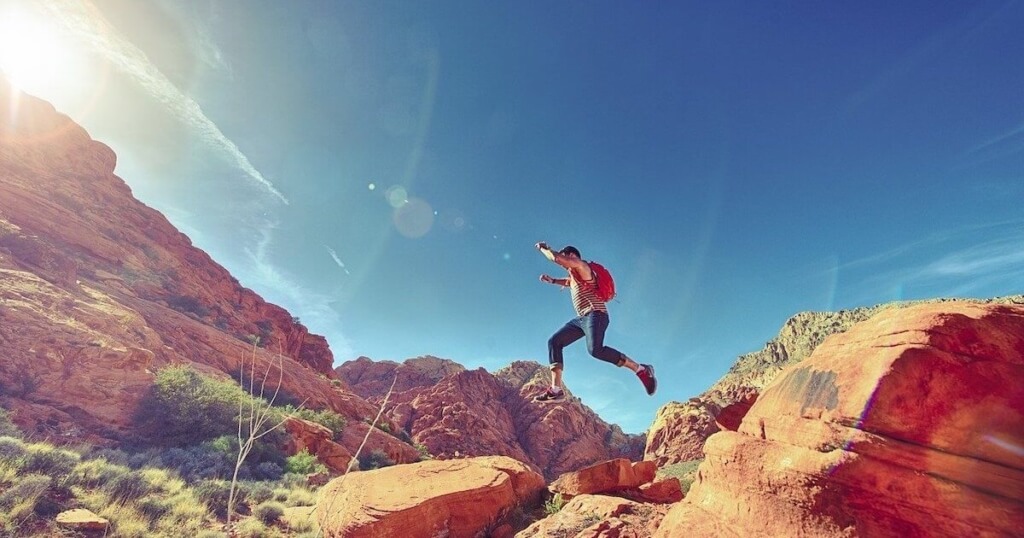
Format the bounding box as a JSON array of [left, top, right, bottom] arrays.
[[316, 456, 545, 538], [281, 417, 353, 473], [550, 459, 655, 498], [516, 495, 668, 538], [656, 302, 1024, 538]]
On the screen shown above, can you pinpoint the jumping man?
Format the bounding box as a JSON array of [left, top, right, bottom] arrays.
[[535, 242, 657, 401]]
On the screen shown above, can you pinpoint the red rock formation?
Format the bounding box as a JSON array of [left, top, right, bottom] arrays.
[[646, 296, 1024, 466], [549, 459, 655, 498], [0, 81, 417, 464], [517, 494, 668, 538], [316, 456, 545, 538], [655, 302, 1024, 537], [337, 358, 645, 479]]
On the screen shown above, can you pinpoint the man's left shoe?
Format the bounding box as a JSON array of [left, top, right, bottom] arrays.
[[637, 364, 657, 396]]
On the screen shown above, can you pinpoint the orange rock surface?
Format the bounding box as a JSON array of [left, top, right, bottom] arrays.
[[316, 456, 545, 538], [656, 302, 1024, 538]]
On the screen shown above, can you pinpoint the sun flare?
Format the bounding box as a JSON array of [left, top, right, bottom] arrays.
[[0, 7, 71, 91]]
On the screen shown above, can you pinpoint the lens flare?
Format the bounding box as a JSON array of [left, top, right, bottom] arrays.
[[393, 197, 434, 238], [386, 185, 408, 208]]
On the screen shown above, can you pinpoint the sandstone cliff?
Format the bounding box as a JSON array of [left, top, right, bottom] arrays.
[[0, 80, 420, 463], [655, 301, 1024, 537], [337, 357, 645, 479], [646, 295, 1024, 465]]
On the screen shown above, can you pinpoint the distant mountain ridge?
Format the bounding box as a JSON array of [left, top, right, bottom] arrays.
[[337, 356, 644, 479]]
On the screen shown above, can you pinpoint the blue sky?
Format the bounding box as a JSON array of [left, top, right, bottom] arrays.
[[2, 0, 1022, 434]]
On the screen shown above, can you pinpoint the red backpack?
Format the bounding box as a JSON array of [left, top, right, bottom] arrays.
[[587, 261, 616, 302]]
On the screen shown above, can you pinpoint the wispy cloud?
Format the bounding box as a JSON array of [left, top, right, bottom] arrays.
[[324, 245, 350, 275], [36, 0, 286, 203], [839, 221, 1024, 303], [242, 224, 353, 359]]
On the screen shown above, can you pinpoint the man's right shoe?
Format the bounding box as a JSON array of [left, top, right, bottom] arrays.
[[535, 387, 565, 402], [637, 364, 657, 396]]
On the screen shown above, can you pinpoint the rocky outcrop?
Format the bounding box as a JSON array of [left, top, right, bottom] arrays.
[[337, 358, 645, 479], [55, 509, 108, 532], [316, 456, 545, 538], [549, 459, 655, 498], [517, 495, 668, 538], [655, 301, 1024, 537], [0, 80, 419, 463], [646, 295, 1024, 465]]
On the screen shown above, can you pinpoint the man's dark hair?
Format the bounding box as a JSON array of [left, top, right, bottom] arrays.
[[560, 246, 581, 258]]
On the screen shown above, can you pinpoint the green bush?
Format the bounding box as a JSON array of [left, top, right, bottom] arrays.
[[0, 473, 50, 511], [284, 450, 327, 476], [69, 457, 127, 489], [358, 449, 395, 471], [245, 483, 276, 505], [0, 407, 20, 437], [282, 406, 346, 438], [543, 493, 566, 516], [134, 366, 246, 447], [20, 445, 80, 477], [137, 496, 171, 523], [253, 501, 285, 524], [194, 479, 240, 518], [104, 471, 154, 504], [0, 436, 26, 460]]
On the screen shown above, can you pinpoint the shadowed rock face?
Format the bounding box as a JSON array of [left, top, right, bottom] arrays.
[[337, 358, 646, 479], [655, 301, 1024, 538], [0, 80, 426, 463]]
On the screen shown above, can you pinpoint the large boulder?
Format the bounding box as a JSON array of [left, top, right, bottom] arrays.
[[316, 456, 545, 538], [656, 302, 1024, 537], [516, 494, 668, 538], [549, 458, 656, 498]]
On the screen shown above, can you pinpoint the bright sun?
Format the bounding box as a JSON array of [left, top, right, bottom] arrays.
[[0, 7, 70, 91]]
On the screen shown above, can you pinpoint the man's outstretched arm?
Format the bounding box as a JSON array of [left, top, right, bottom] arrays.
[[535, 242, 587, 271], [540, 274, 570, 286]]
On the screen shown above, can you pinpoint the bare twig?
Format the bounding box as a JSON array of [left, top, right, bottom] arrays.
[[309, 373, 399, 537], [226, 341, 304, 532]]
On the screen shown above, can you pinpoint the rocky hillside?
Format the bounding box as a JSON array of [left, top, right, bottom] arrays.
[[645, 295, 1024, 465], [337, 357, 645, 479], [0, 79, 421, 464], [0, 81, 639, 478]]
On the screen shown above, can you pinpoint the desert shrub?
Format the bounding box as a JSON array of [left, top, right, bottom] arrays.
[[283, 487, 316, 507], [137, 495, 171, 523], [255, 461, 284, 481], [197, 531, 226, 538], [657, 459, 702, 495], [253, 501, 285, 524], [20, 444, 80, 477], [358, 449, 395, 471], [98, 503, 149, 538], [245, 482, 276, 504], [195, 479, 240, 518], [414, 443, 431, 461], [167, 295, 210, 318], [544, 493, 566, 516], [281, 406, 346, 437], [86, 447, 131, 466], [0, 407, 20, 437], [134, 366, 245, 447], [284, 450, 326, 476], [70, 457, 128, 489], [0, 473, 50, 511], [104, 470, 154, 503], [0, 436, 26, 460], [236, 517, 278, 538]]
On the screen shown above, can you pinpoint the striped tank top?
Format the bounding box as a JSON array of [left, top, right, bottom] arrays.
[[569, 268, 608, 316]]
